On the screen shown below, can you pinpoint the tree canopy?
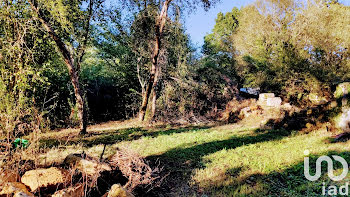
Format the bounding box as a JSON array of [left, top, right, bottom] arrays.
[[1, 0, 350, 132]]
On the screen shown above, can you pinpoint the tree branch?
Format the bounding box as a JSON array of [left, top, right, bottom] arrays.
[[76, 0, 94, 74], [28, 0, 74, 67]]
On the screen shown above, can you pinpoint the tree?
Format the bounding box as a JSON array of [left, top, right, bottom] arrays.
[[28, 0, 96, 134], [200, 7, 241, 102], [118, 0, 219, 121], [0, 0, 42, 137], [203, 7, 240, 55], [231, 0, 350, 105]]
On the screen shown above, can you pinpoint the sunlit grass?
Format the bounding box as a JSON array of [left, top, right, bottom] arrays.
[[37, 120, 350, 196], [119, 124, 350, 196], [192, 129, 350, 196]]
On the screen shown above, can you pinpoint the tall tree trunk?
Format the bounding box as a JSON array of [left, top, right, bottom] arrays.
[[139, 65, 156, 121], [29, 1, 87, 134], [150, 67, 160, 120], [139, 0, 172, 121], [67, 65, 87, 134], [151, 89, 157, 120]]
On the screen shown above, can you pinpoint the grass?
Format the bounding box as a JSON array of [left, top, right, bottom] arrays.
[[35, 119, 350, 196]]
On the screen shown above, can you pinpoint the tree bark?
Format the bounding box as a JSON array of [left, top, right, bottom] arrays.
[[151, 89, 157, 120], [136, 57, 146, 96], [150, 66, 160, 120], [139, 0, 172, 121], [29, 1, 87, 134]]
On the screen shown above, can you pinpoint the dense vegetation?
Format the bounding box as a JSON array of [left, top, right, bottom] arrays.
[[2, 0, 349, 134], [1, 0, 350, 196]]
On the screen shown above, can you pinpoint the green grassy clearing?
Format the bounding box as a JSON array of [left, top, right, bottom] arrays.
[[37, 120, 350, 196]]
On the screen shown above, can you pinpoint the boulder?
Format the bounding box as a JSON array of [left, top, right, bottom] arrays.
[[0, 169, 19, 185], [258, 93, 275, 103], [52, 183, 84, 197], [266, 97, 282, 107], [0, 182, 34, 197], [64, 154, 112, 176], [103, 184, 134, 197], [281, 103, 292, 111], [21, 167, 69, 192]]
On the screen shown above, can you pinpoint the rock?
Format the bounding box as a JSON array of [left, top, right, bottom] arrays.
[[14, 192, 34, 197], [330, 101, 338, 108], [52, 183, 84, 197], [0, 169, 19, 185], [0, 182, 34, 197], [281, 103, 292, 110], [305, 123, 313, 129], [266, 97, 282, 107], [259, 93, 275, 103], [103, 184, 134, 197], [64, 154, 112, 176], [258, 93, 278, 107], [337, 108, 350, 132], [21, 167, 69, 192], [240, 107, 252, 117], [308, 93, 328, 105]]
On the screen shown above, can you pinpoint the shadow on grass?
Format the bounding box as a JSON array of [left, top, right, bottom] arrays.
[[210, 150, 350, 196], [145, 146, 350, 196], [143, 128, 293, 196], [40, 125, 213, 148], [149, 128, 291, 165]]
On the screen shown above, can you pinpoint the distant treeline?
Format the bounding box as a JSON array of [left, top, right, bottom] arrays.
[[0, 0, 349, 136]]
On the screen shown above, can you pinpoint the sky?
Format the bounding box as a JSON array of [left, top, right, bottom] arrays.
[[184, 0, 254, 47], [185, 0, 350, 48]]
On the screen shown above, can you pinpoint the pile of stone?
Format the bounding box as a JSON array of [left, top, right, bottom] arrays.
[[257, 93, 282, 108], [0, 154, 133, 197], [236, 93, 299, 127]]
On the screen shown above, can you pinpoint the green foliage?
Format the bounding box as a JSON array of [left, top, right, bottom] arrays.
[[202, 0, 350, 106], [203, 7, 240, 55], [81, 46, 140, 121], [4, 0, 350, 128], [153, 19, 237, 120], [0, 1, 46, 137]]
